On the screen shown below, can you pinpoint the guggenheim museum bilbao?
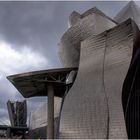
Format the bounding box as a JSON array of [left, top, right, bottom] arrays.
[[7, 1, 140, 139]]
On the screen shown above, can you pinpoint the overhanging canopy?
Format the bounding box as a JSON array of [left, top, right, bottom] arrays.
[[7, 67, 78, 98]]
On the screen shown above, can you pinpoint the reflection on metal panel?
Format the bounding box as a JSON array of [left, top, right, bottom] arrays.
[[66, 71, 77, 85]]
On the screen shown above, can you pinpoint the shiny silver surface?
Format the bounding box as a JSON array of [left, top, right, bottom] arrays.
[[59, 19, 139, 139]]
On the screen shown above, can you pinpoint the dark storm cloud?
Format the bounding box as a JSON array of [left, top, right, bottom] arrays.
[[0, 2, 56, 67], [0, 1, 129, 68]]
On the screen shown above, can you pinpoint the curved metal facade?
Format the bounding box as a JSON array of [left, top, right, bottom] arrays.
[[59, 19, 139, 139]]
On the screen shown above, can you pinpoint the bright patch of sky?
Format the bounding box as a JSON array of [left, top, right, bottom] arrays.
[[0, 40, 48, 77]]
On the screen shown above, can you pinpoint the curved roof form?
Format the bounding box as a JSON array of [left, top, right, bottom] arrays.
[[114, 1, 140, 28]]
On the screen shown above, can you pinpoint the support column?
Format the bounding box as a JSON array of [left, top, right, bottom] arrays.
[[6, 128, 11, 138], [47, 84, 54, 139]]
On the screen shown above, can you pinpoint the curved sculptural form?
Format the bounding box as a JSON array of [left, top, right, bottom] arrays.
[[59, 18, 140, 138], [122, 21, 140, 139], [59, 7, 116, 68]]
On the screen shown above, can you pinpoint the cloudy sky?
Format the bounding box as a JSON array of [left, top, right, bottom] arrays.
[[0, 0, 140, 125]]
